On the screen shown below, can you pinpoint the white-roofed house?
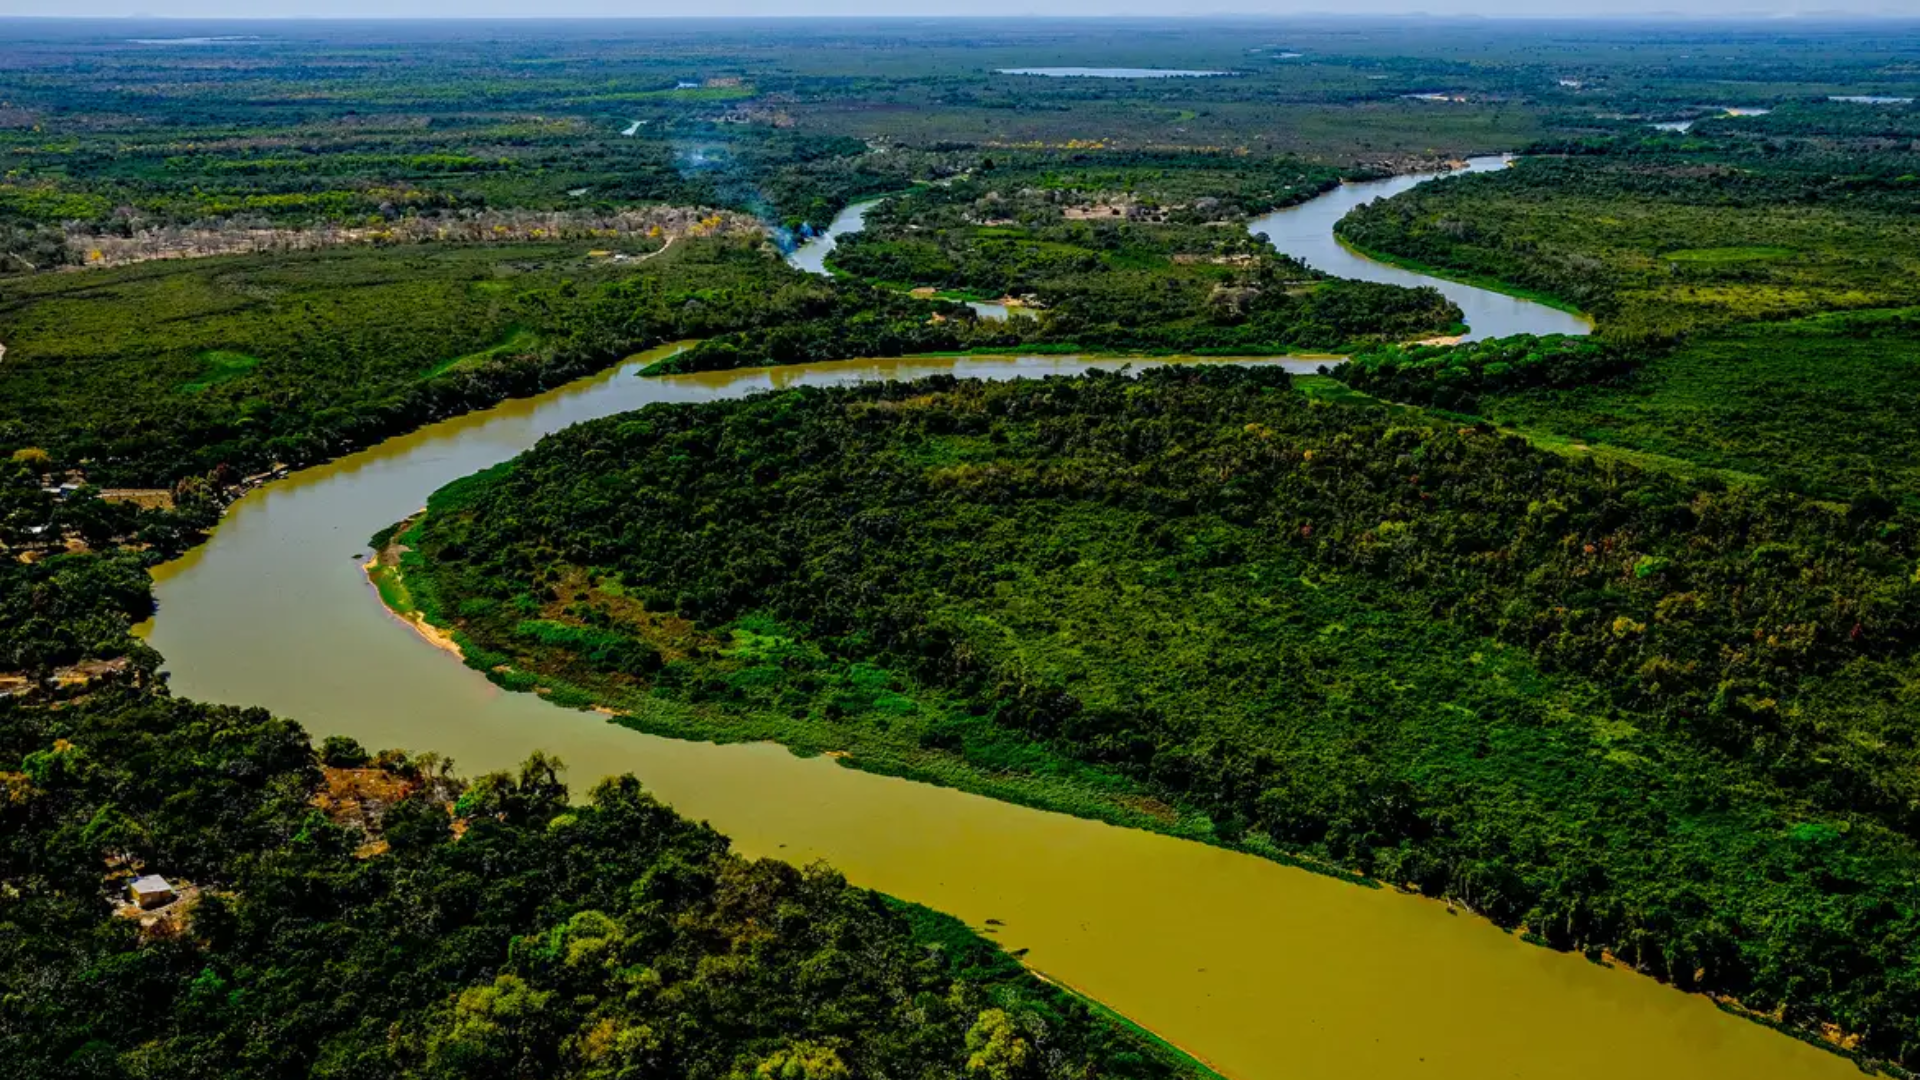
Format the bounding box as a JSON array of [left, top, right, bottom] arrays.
[[129, 874, 176, 910]]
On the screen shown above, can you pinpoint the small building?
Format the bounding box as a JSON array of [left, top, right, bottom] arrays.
[[130, 874, 176, 910], [98, 488, 175, 511]]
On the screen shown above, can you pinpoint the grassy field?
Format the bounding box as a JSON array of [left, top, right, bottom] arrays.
[[0, 244, 544, 476], [1466, 308, 1920, 501], [1337, 156, 1920, 342], [0, 235, 833, 486], [421, 327, 540, 379], [1333, 141, 1920, 501], [179, 349, 265, 394]]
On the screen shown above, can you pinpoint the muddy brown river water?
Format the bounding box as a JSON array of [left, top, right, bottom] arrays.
[[140, 165, 1851, 1080]]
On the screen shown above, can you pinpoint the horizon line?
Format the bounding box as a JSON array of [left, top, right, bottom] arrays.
[[6, 11, 1920, 21]]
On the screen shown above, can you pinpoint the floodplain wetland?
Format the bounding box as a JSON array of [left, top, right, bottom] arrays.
[[5, 16, 1920, 1080]]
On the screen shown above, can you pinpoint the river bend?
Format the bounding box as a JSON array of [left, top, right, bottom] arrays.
[[142, 164, 1842, 1080]]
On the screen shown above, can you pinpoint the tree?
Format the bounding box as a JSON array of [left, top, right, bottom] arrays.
[[752, 1042, 851, 1080], [319, 735, 371, 768], [425, 974, 556, 1079], [965, 1009, 1030, 1080]]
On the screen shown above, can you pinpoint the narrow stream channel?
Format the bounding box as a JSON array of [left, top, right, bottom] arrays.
[[785, 197, 877, 275], [141, 165, 1846, 1080]]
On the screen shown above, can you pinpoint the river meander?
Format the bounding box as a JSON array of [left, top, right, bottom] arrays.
[[1246, 156, 1590, 342], [141, 165, 1848, 1080]]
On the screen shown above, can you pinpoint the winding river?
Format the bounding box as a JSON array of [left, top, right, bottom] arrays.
[[141, 163, 1846, 1080], [784, 197, 877, 275], [1247, 156, 1590, 342]]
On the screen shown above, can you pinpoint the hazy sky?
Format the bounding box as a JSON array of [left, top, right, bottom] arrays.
[[4, 2, 1915, 17]]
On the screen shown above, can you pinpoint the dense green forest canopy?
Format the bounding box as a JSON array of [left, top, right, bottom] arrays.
[[8, 18, 1920, 1079], [1332, 334, 1636, 412], [0, 236, 1006, 486], [2, 16, 1915, 256], [0, 143, 1460, 487], [0, 683, 1205, 1079], [403, 368, 1920, 1068], [4, 17, 1916, 490], [805, 153, 1463, 358], [0, 457, 220, 679], [1332, 106, 1920, 501], [1337, 137, 1920, 342], [828, 153, 1340, 304], [643, 150, 1463, 378], [1339, 309, 1920, 502]]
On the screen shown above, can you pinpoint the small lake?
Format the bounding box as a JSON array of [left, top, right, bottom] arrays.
[[996, 67, 1233, 78], [129, 35, 260, 45], [1831, 95, 1914, 104]]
